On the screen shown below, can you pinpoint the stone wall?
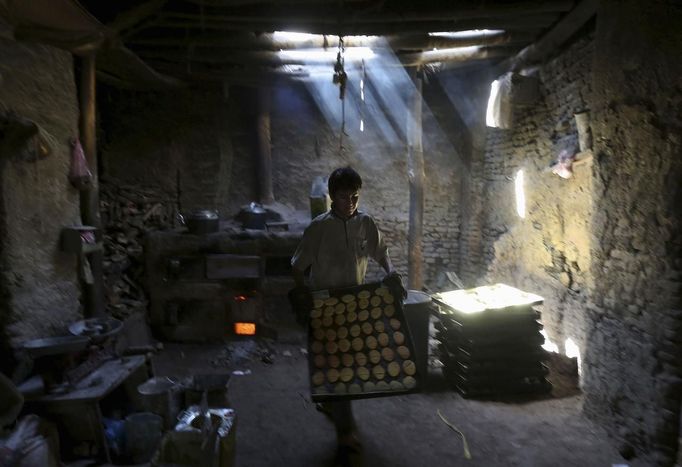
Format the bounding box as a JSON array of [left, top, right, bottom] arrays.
[[482, 31, 595, 355], [477, 3, 682, 464], [0, 37, 81, 365]]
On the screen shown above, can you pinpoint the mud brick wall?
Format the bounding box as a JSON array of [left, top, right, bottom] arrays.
[[478, 2, 682, 464], [0, 36, 81, 364], [101, 79, 465, 292], [582, 2, 682, 465], [482, 32, 595, 354]]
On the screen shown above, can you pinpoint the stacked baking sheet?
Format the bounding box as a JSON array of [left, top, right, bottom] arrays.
[[433, 284, 551, 398], [307, 281, 420, 401]]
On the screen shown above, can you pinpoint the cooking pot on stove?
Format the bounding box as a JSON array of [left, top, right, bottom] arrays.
[[236, 202, 282, 230], [238, 202, 267, 229], [184, 209, 220, 234]]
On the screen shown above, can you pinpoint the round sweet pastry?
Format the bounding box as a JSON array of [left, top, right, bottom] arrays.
[[311, 371, 325, 386], [327, 368, 340, 383], [365, 335, 378, 350], [361, 322, 373, 335], [346, 302, 357, 313], [377, 333, 389, 347], [389, 318, 401, 330], [403, 376, 417, 389], [393, 331, 405, 345], [358, 298, 370, 310], [327, 354, 340, 368], [324, 297, 339, 306], [357, 290, 371, 300], [376, 381, 390, 391], [311, 341, 324, 354], [351, 337, 364, 352], [311, 318, 322, 329], [370, 296, 382, 307], [334, 314, 346, 326], [313, 299, 325, 309], [310, 308, 322, 319], [335, 303, 346, 315], [383, 304, 395, 317], [322, 316, 334, 327], [396, 345, 411, 359], [314, 354, 326, 368], [375, 287, 390, 297], [356, 366, 370, 381], [312, 386, 327, 394], [325, 328, 337, 341], [349, 383, 362, 394], [355, 352, 367, 366], [346, 310, 358, 323], [372, 365, 386, 380], [338, 339, 351, 353], [384, 295, 395, 304], [341, 353, 354, 367], [334, 382, 346, 394], [381, 347, 395, 362], [363, 381, 376, 392], [325, 341, 338, 354], [336, 326, 348, 339], [341, 294, 356, 303], [313, 328, 325, 341], [323, 306, 335, 317], [389, 380, 404, 390], [340, 367, 354, 382], [387, 361, 401, 377], [349, 324, 361, 337], [370, 307, 383, 320], [358, 309, 369, 322], [403, 360, 416, 376], [368, 349, 381, 365], [373, 321, 385, 333]]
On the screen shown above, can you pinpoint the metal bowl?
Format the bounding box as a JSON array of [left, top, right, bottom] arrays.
[[69, 317, 123, 343], [22, 335, 91, 358]]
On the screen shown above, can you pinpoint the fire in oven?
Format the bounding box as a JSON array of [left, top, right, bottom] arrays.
[[151, 254, 264, 342]]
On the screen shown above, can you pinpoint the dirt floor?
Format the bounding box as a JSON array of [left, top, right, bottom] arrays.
[[149, 310, 631, 467]]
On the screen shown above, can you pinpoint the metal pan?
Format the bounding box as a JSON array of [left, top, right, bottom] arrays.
[[22, 335, 91, 358]]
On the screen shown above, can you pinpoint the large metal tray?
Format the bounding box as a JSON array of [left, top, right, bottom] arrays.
[[307, 281, 420, 402]]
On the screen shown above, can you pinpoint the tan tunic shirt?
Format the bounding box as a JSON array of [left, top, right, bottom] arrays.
[[291, 210, 389, 290]]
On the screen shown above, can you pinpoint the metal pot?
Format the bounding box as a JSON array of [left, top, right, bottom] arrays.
[[238, 202, 268, 230], [185, 209, 219, 234]]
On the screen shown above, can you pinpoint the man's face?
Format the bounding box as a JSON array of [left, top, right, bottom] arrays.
[[331, 188, 360, 219]]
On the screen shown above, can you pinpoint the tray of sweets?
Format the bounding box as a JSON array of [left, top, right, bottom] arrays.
[[307, 281, 420, 402]]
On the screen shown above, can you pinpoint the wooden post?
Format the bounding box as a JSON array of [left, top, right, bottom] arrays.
[[256, 87, 274, 204], [79, 54, 105, 317], [407, 69, 425, 290]]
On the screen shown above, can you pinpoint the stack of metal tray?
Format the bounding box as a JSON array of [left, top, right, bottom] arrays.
[[432, 284, 551, 398]]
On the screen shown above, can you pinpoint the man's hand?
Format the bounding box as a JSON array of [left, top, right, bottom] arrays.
[[288, 286, 313, 325], [382, 271, 407, 300]]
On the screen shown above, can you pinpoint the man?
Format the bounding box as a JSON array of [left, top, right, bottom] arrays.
[[289, 166, 405, 465]]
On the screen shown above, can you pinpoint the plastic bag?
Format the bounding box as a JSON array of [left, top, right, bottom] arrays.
[[68, 138, 93, 190]]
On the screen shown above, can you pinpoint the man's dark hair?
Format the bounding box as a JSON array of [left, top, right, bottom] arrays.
[[328, 167, 362, 196]]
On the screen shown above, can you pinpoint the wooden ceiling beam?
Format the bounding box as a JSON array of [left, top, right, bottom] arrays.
[[500, 0, 597, 72], [149, 14, 562, 36], [126, 30, 538, 50], [160, 1, 574, 23], [134, 44, 516, 67]]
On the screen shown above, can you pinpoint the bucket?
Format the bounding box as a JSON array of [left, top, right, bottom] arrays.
[[137, 377, 183, 428], [125, 412, 163, 463], [403, 290, 433, 380]]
